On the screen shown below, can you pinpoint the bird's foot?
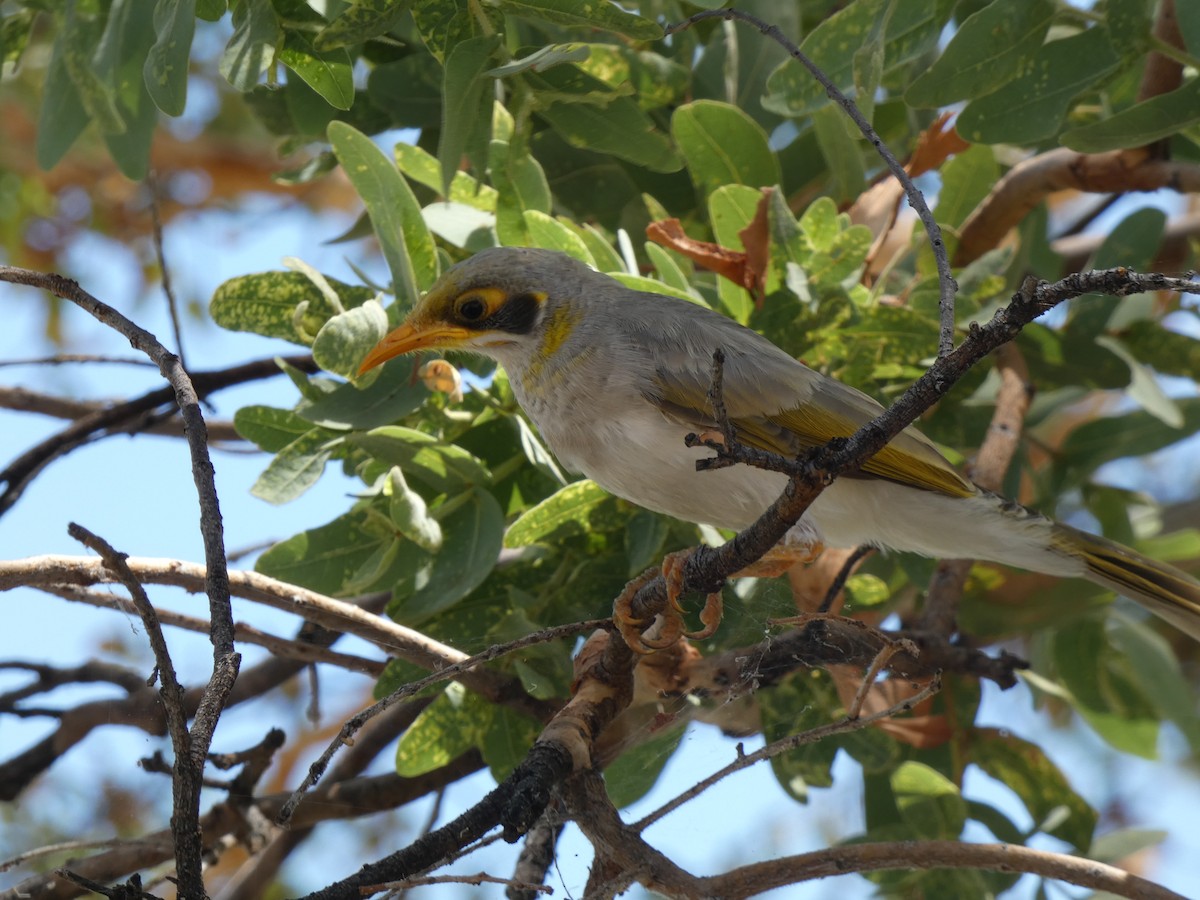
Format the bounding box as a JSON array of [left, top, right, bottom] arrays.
[[613, 550, 724, 654]]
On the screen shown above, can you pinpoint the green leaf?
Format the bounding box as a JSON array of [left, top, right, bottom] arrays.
[[504, 479, 611, 547], [905, 0, 1055, 107], [311, 298, 389, 379], [624, 509, 669, 576], [1063, 77, 1200, 153], [220, 0, 280, 91], [481, 705, 542, 781], [891, 761, 966, 840], [604, 720, 686, 808], [521, 211, 594, 264], [957, 27, 1121, 145], [496, 0, 661, 40], [144, 0, 196, 116], [1052, 618, 1160, 758], [234, 405, 317, 452], [210, 270, 375, 343], [297, 360, 429, 430], [1095, 335, 1182, 428], [396, 683, 487, 776], [366, 56, 442, 129], [314, 0, 412, 51], [61, 5, 124, 135], [278, 29, 353, 111], [388, 468, 442, 553], [760, 672, 840, 799], [709, 183, 765, 321], [971, 728, 1097, 849], [1090, 827, 1168, 864], [764, 0, 952, 118], [1181, 1, 1200, 55], [1057, 397, 1200, 478], [490, 138, 552, 246], [256, 507, 391, 596], [935, 144, 999, 232], [395, 487, 505, 621], [811, 104, 865, 203], [352, 426, 492, 493], [671, 100, 780, 198], [36, 30, 90, 170], [439, 35, 500, 196], [328, 121, 439, 304], [527, 65, 681, 173], [251, 426, 342, 504], [394, 142, 498, 209], [1108, 612, 1200, 755], [93, 0, 160, 179]]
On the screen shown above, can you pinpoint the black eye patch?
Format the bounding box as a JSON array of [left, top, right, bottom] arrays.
[[476, 291, 542, 334]]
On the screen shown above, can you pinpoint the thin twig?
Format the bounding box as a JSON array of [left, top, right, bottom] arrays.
[[818, 545, 874, 613], [147, 171, 187, 371]]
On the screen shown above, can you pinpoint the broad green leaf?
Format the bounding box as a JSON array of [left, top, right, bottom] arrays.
[[935, 144, 998, 232], [396, 683, 487, 776], [1122, 321, 1200, 380], [522, 211, 594, 264], [481, 705, 543, 781], [220, 0, 280, 91], [1057, 397, 1200, 477], [62, 5, 124, 135], [891, 761, 966, 840], [1108, 612, 1200, 755], [644, 243, 692, 294], [490, 138, 552, 246], [251, 426, 342, 504], [1181, 1, 1200, 56], [328, 121, 439, 303], [423, 201, 497, 250], [764, 0, 952, 118], [93, 0, 159, 179], [256, 508, 391, 596], [278, 29, 353, 111], [298, 356, 429, 429], [234, 405, 317, 452], [388, 468, 442, 553], [366, 56, 442, 129], [1052, 618, 1160, 758], [36, 31, 90, 169], [210, 270, 375, 343], [144, 0, 196, 116], [1064, 77, 1200, 153], [957, 28, 1121, 145], [971, 729, 1097, 849], [439, 35, 501, 196], [497, 0, 661, 40], [197, 0, 226, 18], [527, 66, 681, 173], [352, 426, 492, 492], [1095, 335, 1183, 428], [671, 100, 780, 197], [811, 105, 865, 203], [311, 298, 389, 379], [905, 0, 1055, 107], [504, 479, 610, 547], [624, 509, 669, 576], [604, 719, 686, 808], [396, 487, 505, 621], [605, 273, 704, 305], [580, 45, 688, 112], [394, 143, 498, 210], [314, 0, 411, 51]]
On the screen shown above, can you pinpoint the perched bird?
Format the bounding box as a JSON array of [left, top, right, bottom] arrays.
[[359, 246, 1200, 647]]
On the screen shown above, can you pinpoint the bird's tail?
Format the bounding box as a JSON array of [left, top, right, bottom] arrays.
[[1052, 522, 1200, 641]]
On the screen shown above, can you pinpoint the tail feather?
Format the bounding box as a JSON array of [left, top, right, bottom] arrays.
[[1053, 523, 1200, 641]]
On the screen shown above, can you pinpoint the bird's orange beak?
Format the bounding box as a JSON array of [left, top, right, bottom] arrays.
[[357, 322, 471, 375]]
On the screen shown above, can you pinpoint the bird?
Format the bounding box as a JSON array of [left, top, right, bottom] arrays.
[[359, 246, 1200, 649]]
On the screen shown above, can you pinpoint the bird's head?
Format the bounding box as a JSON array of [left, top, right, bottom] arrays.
[[358, 246, 593, 375]]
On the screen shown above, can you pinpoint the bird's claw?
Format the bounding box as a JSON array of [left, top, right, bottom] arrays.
[[613, 550, 726, 653]]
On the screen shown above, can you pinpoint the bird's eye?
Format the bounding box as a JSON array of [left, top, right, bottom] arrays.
[[457, 295, 487, 322]]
